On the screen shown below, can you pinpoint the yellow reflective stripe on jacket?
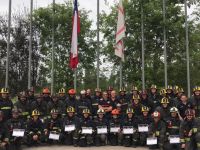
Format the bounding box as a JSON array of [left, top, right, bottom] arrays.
[[193, 128, 198, 133], [180, 138, 185, 143], [1, 107, 11, 110], [21, 112, 29, 116], [185, 138, 190, 142]]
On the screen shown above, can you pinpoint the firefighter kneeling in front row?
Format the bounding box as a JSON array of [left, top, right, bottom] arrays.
[[78, 108, 94, 147], [0, 111, 9, 150], [62, 106, 80, 146]]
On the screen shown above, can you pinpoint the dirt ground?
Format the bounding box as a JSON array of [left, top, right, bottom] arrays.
[[24, 145, 149, 150]]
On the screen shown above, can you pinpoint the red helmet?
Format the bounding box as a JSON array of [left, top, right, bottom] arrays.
[[152, 111, 161, 118], [111, 109, 120, 115], [68, 89, 76, 95], [42, 88, 50, 94], [185, 109, 195, 116]]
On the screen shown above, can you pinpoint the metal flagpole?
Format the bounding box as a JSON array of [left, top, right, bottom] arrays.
[[51, 0, 55, 94], [120, 60, 122, 89], [28, 0, 33, 89], [97, 0, 100, 89], [141, 1, 145, 90], [163, 0, 167, 88], [184, 0, 190, 97], [5, 0, 12, 88], [74, 69, 77, 91]]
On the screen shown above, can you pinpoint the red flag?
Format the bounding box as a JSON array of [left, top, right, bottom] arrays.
[[70, 0, 80, 69]]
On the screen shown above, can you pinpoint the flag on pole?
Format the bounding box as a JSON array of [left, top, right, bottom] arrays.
[[70, 0, 80, 69], [115, 0, 126, 61]]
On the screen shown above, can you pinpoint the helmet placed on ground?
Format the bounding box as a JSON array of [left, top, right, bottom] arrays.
[[58, 88, 65, 94], [1, 88, 9, 94], [185, 109, 194, 116], [68, 89, 76, 95], [43, 88, 50, 94], [50, 109, 59, 115], [83, 108, 90, 114], [151, 85, 157, 89], [161, 97, 169, 104], [170, 107, 178, 113], [141, 106, 150, 112], [126, 108, 134, 114], [80, 90, 86, 95], [132, 86, 138, 91], [111, 109, 120, 115], [132, 94, 140, 100], [67, 106, 75, 113], [152, 111, 161, 118], [119, 87, 126, 92], [32, 109, 40, 116], [160, 89, 167, 95], [97, 109, 105, 114]]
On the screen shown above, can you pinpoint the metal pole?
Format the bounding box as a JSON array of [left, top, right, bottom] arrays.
[[163, 0, 167, 88], [51, 0, 55, 94], [141, 1, 145, 90], [28, 0, 33, 89], [120, 60, 122, 89], [184, 0, 190, 97], [5, 0, 12, 88], [74, 69, 77, 91], [97, 0, 100, 89]]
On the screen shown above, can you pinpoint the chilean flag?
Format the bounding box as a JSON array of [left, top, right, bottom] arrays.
[[70, 0, 80, 69]]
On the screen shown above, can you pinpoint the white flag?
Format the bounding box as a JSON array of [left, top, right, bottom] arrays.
[[115, 0, 126, 61]]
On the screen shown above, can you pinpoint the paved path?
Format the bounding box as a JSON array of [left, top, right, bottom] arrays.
[[24, 146, 149, 150]]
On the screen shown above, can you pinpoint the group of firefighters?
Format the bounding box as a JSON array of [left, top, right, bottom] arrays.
[[0, 85, 200, 150]]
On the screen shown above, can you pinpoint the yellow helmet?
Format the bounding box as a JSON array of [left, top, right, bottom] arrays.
[[58, 88, 65, 94], [1, 88, 9, 94], [132, 94, 140, 100], [67, 106, 75, 113], [132, 86, 138, 91], [126, 108, 134, 114], [141, 106, 150, 112], [83, 108, 90, 114], [161, 97, 169, 104], [32, 109, 40, 116], [167, 85, 173, 90], [151, 85, 157, 89], [178, 88, 184, 93], [160, 89, 167, 95], [95, 88, 101, 92], [119, 87, 126, 92]]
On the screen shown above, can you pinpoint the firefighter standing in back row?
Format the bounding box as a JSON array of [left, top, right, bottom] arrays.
[[190, 86, 200, 118]]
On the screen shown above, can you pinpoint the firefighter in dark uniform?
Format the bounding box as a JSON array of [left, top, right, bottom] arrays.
[[117, 88, 129, 114], [98, 92, 113, 120], [129, 95, 142, 116], [30, 95, 47, 118], [7, 108, 24, 150], [155, 97, 171, 122], [148, 111, 166, 150], [140, 90, 153, 113], [190, 86, 200, 118], [91, 88, 101, 118], [62, 106, 80, 146], [26, 109, 43, 146], [149, 85, 161, 110], [76, 90, 92, 118], [107, 86, 113, 99], [177, 94, 193, 119], [180, 109, 200, 150], [173, 87, 184, 107], [58, 88, 66, 103], [94, 109, 108, 146], [0, 88, 13, 121], [78, 108, 94, 147], [47, 95, 65, 115], [121, 108, 139, 147], [86, 89, 92, 101], [42, 88, 51, 103], [65, 89, 77, 110], [15, 91, 31, 122], [108, 109, 122, 146], [44, 109, 63, 144], [129, 86, 140, 100], [138, 106, 152, 146], [27, 87, 36, 103], [109, 90, 120, 109], [165, 107, 182, 150], [0, 111, 9, 150]]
